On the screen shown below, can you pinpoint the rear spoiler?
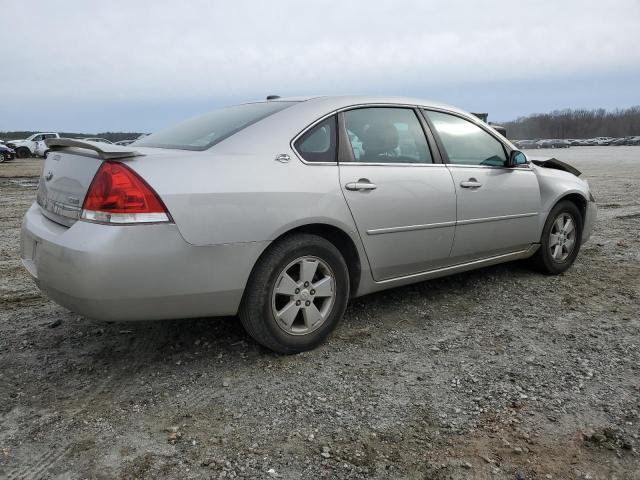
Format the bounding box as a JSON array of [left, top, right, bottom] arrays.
[[528, 156, 581, 177], [45, 138, 144, 160]]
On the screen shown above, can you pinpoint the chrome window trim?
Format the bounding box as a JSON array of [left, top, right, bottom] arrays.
[[341, 162, 448, 168], [291, 110, 341, 166], [446, 164, 533, 171], [419, 107, 523, 168], [291, 102, 480, 166], [421, 106, 512, 146]]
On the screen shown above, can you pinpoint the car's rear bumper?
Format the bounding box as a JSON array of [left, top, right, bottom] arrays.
[[20, 203, 267, 321], [582, 199, 597, 244]]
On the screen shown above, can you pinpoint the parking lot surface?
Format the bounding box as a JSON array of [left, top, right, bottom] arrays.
[[0, 147, 639, 479]]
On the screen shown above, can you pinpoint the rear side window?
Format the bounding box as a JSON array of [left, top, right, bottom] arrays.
[[424, 110, 506, 166], [294, 116, 337, 163], [135, 101, 296, 151], [343, 108, 432, 163]]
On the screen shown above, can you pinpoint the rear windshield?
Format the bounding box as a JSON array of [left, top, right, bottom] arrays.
[[134, 101, 297, 151]]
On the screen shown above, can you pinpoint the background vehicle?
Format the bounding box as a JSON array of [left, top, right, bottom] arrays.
[[34, 139, 50, 157], [6, 132, 60, 158], [515, 139, 539, 149], [536, 139, 570, 148], [0, 143, 16, 162], [592, 136, 614, 145], [21, 96, 596, 353]]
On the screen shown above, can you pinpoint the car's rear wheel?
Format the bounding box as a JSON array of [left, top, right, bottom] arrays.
[[529, 200, 583, 274], [239, 233, 349, 354], [16, 147, 30, 159], [0, 153, 5, 163]]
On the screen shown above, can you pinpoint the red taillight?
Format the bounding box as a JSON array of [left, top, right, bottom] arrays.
[[81, 161, 170, 224]]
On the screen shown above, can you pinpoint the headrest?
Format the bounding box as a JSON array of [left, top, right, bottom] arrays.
[[362, 122, 399, 156]]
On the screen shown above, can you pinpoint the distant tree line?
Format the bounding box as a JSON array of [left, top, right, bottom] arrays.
[[0, 131, 145, 142], [502, 106, 640, 140], [5, 106, 640, 142]]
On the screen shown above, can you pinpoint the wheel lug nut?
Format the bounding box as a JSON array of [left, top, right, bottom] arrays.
[[305, 301, 311, 306], [304, 281, 309, 287], [310, 290, 315, 295], [295, 288, 300, 294], [296, 300, 301, 306]]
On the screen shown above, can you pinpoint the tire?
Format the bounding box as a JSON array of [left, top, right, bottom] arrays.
[[529, 200, 583, 274], [16, 147, 31, 159], [239, 233, 350, 354], [0, 153, 5, 163]]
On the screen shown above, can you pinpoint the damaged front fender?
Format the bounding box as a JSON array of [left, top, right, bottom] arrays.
[[528, 156, 581, 177]]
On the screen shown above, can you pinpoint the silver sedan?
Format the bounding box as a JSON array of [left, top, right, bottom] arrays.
[[21, 96, 596, 353]]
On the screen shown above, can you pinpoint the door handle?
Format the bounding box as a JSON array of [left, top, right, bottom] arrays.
[[460, 178, 482, 189], [345, 180, 377, 191]]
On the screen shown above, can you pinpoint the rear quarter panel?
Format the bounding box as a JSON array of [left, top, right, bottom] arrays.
[[127, 148, 360, 248]]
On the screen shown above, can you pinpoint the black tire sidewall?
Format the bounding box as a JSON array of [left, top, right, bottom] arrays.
[[538, 201, 583, 274], [242, 234, 350, 353]]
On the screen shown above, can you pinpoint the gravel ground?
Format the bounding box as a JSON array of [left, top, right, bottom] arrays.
[[0, 147, 639, 480]]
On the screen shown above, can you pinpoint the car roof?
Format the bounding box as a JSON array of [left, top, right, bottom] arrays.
[[256, 94, 467, 114]]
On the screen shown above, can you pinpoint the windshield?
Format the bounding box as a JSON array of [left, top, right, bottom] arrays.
[[134, 101, 297, 151]]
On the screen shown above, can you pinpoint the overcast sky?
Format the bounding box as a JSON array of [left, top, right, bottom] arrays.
[[2, 0, 639, 132]]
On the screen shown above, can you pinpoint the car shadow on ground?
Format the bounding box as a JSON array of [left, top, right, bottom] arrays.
[[71, 259, 538, 364]]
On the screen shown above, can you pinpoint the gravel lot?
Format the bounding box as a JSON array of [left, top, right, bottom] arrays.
[[0, 147, 639, 480]]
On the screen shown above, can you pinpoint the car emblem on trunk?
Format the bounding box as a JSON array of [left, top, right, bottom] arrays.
[[45, 171, 53, 181]]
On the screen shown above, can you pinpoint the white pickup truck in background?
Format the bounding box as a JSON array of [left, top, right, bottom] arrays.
[[6, 133, 60, 158]]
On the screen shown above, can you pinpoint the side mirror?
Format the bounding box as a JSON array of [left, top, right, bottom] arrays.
[[508, 150, 528, 167]]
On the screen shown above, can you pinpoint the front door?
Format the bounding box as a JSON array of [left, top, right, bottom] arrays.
[[338, 107, 457, 280], [423, 110, 541, 262]]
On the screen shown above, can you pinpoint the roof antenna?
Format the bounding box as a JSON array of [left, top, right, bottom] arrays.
[[266, 95, 281, 100]]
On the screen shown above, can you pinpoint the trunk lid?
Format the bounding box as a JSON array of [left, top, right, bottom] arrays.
[[36, 140, 145, 226]]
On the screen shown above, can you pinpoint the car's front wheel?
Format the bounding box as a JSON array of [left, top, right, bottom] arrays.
[[16, 147, 31, 159], [239, 233, 350, 354], [529, 200, 583, 274]]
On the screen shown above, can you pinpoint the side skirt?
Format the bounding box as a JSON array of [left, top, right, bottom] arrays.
[[355, 245, 540, 296]]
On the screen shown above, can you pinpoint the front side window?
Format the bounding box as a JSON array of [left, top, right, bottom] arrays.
[[294, 116, 337, 163], [424, 110, 507, 166], [135, 101, 296, 151], [343, 108, 432, 163]]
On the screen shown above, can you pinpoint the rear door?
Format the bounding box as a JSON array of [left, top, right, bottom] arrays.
[[423, 110, 541, 262], [338, 107, 457, 280]]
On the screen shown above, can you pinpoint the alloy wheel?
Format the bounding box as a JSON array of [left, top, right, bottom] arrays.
[[549, 212, 576, 262], [271, 256, 336, 335]]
